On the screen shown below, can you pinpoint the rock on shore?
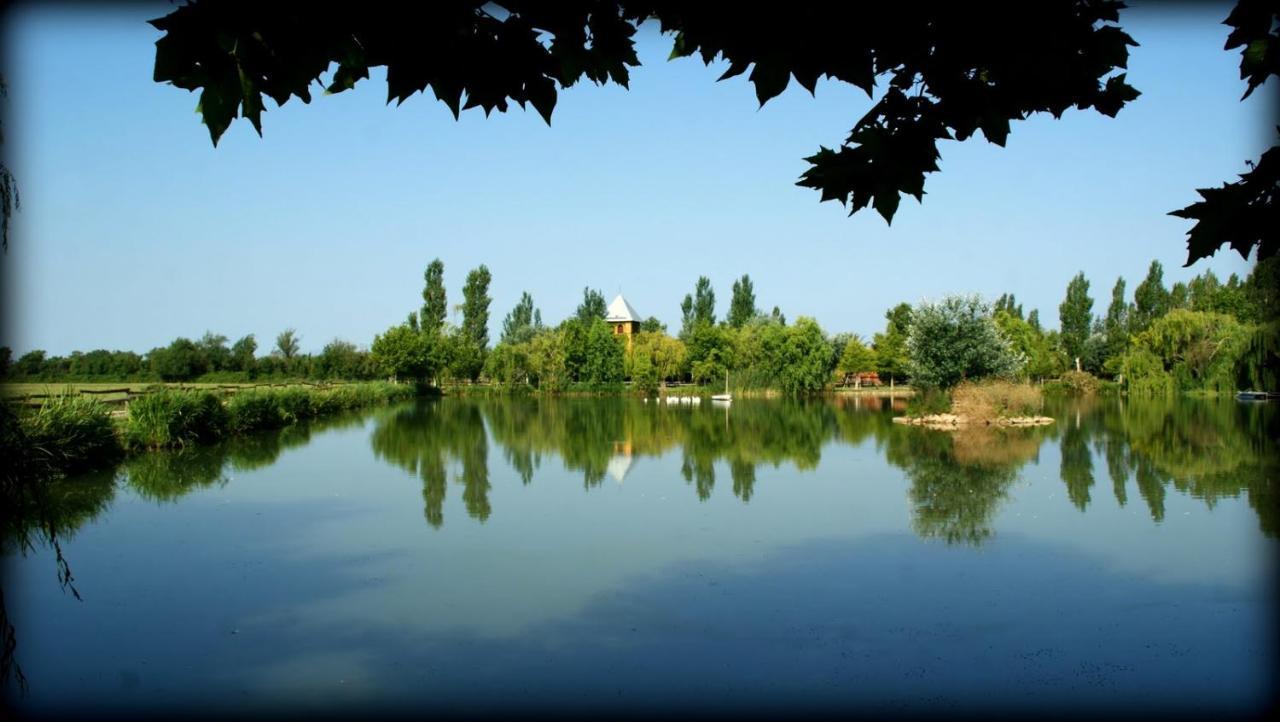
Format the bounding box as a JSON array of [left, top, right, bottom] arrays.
[[893, 414, 1054, 428]]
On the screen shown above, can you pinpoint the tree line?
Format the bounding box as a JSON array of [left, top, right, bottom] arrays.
[[2, 329, 379, 383], [7, 255, 1275, 395], [369, 261, 838, 394], [843, 255, 1278, 395]]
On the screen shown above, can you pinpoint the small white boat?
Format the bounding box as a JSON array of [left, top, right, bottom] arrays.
[[710, 370, 732, 403]]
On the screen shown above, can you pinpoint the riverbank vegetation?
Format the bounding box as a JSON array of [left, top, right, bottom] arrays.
[[1, 382, 414, 480]]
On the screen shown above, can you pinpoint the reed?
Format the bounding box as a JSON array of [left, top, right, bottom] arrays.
[[123, 390, 228, 450], [17, 394, 121, 473]]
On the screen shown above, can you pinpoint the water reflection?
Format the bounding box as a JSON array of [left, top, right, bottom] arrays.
[[885, 425, 1047, 545], [360, 395, 1276, 542], [1047, 397, 1278, 533], [6, 395, 1276, 548]]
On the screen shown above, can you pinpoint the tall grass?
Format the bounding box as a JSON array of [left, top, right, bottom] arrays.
[[16, 394, 121, 473], [122, 390, 229, 450], [950, 380, 1043, 420], [127, 382, 414, 450], [225, 390, 286, 433]]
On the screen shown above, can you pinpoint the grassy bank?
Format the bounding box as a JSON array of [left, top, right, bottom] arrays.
[[3, 382, 418, 478]]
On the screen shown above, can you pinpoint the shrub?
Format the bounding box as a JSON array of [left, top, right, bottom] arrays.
[[124, 390, 228, 449]]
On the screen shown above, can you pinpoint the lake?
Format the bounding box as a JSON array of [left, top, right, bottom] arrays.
[[3, 394, 1276, 717]]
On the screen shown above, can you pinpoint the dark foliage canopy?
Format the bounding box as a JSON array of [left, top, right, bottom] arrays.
[[147, 1, 1274, 264]]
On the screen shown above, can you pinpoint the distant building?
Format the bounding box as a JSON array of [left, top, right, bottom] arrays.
[[606, 294, 641, 349]]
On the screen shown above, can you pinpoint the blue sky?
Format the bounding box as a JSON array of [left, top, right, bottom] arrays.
[[1, 2, 1271, 356]]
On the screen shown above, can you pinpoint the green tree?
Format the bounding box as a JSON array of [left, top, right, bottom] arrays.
[[1059, 271, 1094, 366], [995, 311, 1063, 381], [885, 303, 914, 336], [693, 276, 716, 327], [151, 337, 208, 381], [873, 303, 913, 384], [837, 335, 877, 379], [906, 295, 1022, 389], [1120, 309, 1256, 395], [230, 334, 257, 374], [575, 287, 607, 325], [528, 328, 569, 390], [1243, 255, 1279, 323], [371, 324, 433, 382], [777, 317, 834, 394], [1102, 277, 1129, 373], [275, 328, 300, 361], [727, 274, 757, 328], [631, 331, 685, 387], [640, 316, 666, 333], [1027, 309, 1041, 332], [484, 341, 531, 385], [197, 331, 231, 372], [1132, 260, 1170, 335], [13, 349, 45, 377], [461, 265, 492, 350], [317, 339, 362, 379], [421, 259, 447, 334], [993, 293, 1023, 319], [686, 323, 733, 385], [583, 319, 625, 384], [501, 291, 541, 345]]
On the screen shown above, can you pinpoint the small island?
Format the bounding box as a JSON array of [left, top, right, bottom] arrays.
[[885, 297, 1059, 430]]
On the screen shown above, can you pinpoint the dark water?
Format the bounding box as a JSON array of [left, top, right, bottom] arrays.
[[4, 395, 1277, 717]]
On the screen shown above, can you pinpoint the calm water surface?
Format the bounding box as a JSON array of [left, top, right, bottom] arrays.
[[4, 395, 1277, 717]]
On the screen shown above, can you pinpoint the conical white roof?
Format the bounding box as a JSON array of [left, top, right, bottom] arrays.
[[605, 294, 641, 323]]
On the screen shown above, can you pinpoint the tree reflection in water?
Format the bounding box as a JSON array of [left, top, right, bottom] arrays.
[[363, 395, 1276, 540], [884, 425, 1047, 545]]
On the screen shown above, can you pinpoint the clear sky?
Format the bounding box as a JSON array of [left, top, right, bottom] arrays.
[[0, 2, 1271, 356]]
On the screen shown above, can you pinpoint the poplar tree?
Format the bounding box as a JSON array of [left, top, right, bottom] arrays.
[[575, 288, 607, 324], [694, 276, 716, 326], [461, 265, 492, 349], [727, 274, 757, 328], [501, 291, 541, 344], [421, 259, 447, 334], [1103, 277, 1129, 366], [1132, 260, 1170, 334], [1059, 272, 1094, 365]]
